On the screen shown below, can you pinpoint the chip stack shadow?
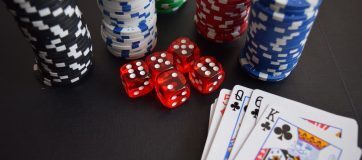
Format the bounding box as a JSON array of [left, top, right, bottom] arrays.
[[98, 0, 158, 59], [240, 0, 323, 81], [3, 0, 94, 87]]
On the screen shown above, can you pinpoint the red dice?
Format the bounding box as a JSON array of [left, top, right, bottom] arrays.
[[120, 60, 154, 98], [119, 38, 226, 109], [145, 51, 174, 82], [189, 56, 225, 94], [168, 37, 201, 73], [155, 69, 191, 108]]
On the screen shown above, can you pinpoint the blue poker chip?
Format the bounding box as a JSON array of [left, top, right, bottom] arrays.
[[247, 60, 298, 75], [248, 16, 317, 38], [245, 32, 307, 54], [244, 42, 303, 62], [240, 53, 292, 82], [248, 10, 317, 34], [240, 0, 322, 82], [259, 0, 323, 13], [244, 45, 301, 66], [244, 50, 299, 73], [252, 2, 318, 23], [246, 28, 310, 51]]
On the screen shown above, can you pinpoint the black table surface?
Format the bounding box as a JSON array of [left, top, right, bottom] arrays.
[[1, 0, 361, 160]]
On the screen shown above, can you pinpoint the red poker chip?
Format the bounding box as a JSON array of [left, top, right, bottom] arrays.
[[196, 9, 248, 29], [196, 0, 251, 12], [195, 5, 249, 22], [196, 0, 250, 20], [195, 16, 248, 43], [196, 14, 248, 32], [195, 0, 250, 42], [195, 21, 247, 43], [196, 0, 250, 15], [199, 0, 250, 9]]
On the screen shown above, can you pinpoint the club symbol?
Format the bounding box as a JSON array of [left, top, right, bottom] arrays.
[[230, 102, 240, 111], [251, 109, 259, 118], [261, 122, 271, 131], [244, 105, 248, 112], [274, 124, 293, 141]]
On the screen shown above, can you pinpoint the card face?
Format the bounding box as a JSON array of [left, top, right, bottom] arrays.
[[252, 89, 359, 146], [201, 89, 231, 160], [209, 98, 217, 129], [236, 106, 359, 160], [356, 149, 362, 160], [228, 91, 265, 159], [232, 89, 359, 160], [206, 85, 253, 160]]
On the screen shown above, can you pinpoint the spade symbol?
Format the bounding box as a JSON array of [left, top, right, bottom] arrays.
[[261, 122, 271, 131], [274, 124, 293, 141], [230, 102, 240, 111], [251, 109, 259, 118]]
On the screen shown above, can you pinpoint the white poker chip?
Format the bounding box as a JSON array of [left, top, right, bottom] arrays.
[[98, 0, 158, 59]]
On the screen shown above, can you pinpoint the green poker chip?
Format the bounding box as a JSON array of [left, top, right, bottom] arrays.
[[156, 0, 187, 14]]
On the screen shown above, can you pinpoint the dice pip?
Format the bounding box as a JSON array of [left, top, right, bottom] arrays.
[[189, 56, 225, 94], [120, 60, 154, 98]]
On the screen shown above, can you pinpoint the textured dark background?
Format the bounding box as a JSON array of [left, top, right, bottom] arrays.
[[0, 0, 361, 160]]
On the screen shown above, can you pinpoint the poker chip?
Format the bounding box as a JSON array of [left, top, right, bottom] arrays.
[[98, 0, 158, 59], [156, 0, 187, 13], [240, 0, 322, 82], [4, 0, 94, 87], [194, 0, 251, 43]]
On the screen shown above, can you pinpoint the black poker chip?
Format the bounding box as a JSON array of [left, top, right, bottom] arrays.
[[30, 28, 92, 58], [34, 46, 93, 72], [33, 34, 93, 68], [4, 0, 94, 87], [36, 58, 93, 78], [4, 0, 73, 16], [27, 20, 91, 51], [34, 61, 94, 87], [16, 10, 83, 40]]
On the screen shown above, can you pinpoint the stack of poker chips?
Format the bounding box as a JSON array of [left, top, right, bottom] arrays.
[[98, 0, 158, 59], [194, 0, 251, 43], [156, 0, 187, 13], [240, 0, 322, 82], [4, 0, 94, 87]]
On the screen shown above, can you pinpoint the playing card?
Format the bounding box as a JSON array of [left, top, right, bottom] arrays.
[[228, 91, 264, 159], [236, 105, 361, 160], [209, 98, 218, 129], [231, 89, 359, 159], [206, 85, 253, 160], [257, 89, 358, 145], [202, 89, 231, 160]]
